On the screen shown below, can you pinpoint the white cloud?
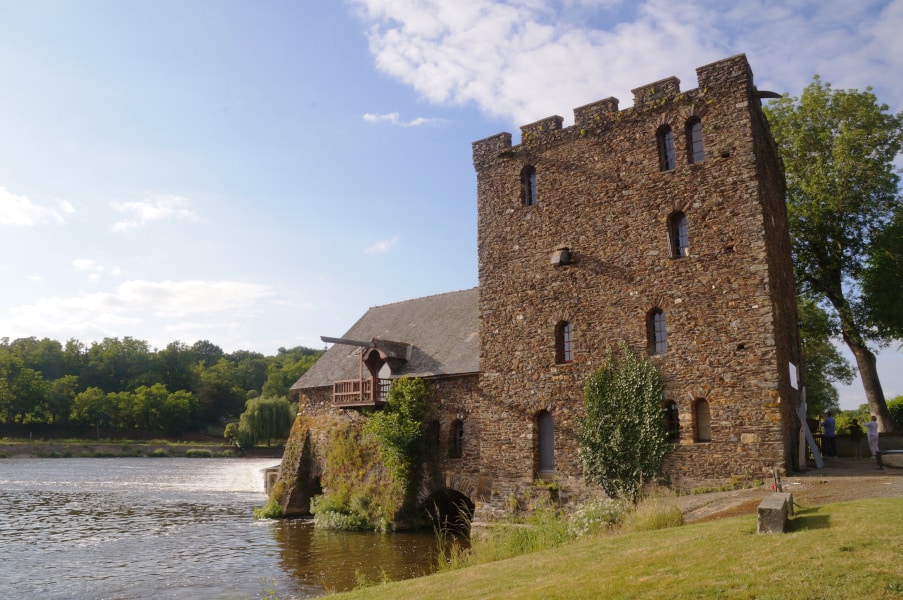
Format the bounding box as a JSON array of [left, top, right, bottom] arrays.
[[111, 194, 197, 233], [0, 186, 67, 226], [72, 259, 98, 271], [363, 111, 447, 126], [2, 279, 276, 348], [364, 237, 399, 254], [351, 0, 903, 127]]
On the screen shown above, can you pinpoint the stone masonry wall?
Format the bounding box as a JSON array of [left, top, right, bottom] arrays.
[[278, 374, 484, 516], [473, 54, 801, 510]]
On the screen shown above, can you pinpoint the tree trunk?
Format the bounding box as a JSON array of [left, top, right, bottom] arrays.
[[831, 291, 896, 431], [824, 282, 895, 431], [844, 341, 894, 432]]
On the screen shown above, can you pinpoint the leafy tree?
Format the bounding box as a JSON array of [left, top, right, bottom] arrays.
[[70, 387, 114, 438], [10, 337, 66, 380], [578, 343, 669, 502], [155, 341, 197, 392], [62, 339, 88, 380], [798, 298, 854, 416], [765, 77, 903, 431], [227, 349, 269, 393], [887, 395, 903, 431], [194, 358, 245, 423], [45, 375, 80, 425], [162, 390, 197, 433], [9, 367, 48, 424], [190, 340, 224, 368], [83, 337, 154, 392], [261, 353, 320, 399], [861, 208, 903, 338]]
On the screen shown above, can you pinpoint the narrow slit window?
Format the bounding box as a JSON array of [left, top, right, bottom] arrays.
[[648, 308, 668, 355], [695, 399, 712, 442], [449, 419, 464, 458], [687, 118, 705, 164], [657, 126, 676, 171], [665, 401, 680, 443], [555, 321, 573, 363], [669, 212, 689, 258], [522, 165, 537, 206]]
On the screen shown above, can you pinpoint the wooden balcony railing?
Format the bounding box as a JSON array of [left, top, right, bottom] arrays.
[[332, 378, 392, 408]]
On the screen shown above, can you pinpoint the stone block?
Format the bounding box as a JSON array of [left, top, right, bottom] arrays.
[[757, 492, 793, 534]]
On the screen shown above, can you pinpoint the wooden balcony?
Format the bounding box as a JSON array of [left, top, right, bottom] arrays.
[[332, 378, 392, 408]]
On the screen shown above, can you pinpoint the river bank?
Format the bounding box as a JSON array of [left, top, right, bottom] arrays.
[[0, 439, 284, 459]]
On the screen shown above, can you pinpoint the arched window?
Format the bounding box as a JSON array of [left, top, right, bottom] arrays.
[[686, 118, 705, 164], [657, 126, 676, 171], [555, 321, 573, 363], [449, 419, 464, 458], [695, 399, 712, 442], [668, 212, 689, 258], [665, 401, 680, 443], [521, 165, 537, 206], [537, 410, 554, 474], [648, 308, 668, 355]]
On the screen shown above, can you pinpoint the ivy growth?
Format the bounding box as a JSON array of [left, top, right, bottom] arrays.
[[577, 343, 670, 502], [363, 376, 428, 485]]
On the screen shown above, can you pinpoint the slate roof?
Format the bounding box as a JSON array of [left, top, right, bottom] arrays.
[[291, 288, 479, 391]]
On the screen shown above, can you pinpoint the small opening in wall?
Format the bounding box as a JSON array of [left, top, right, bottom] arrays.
[[724, 245, 735, 253], [735, 343, 745, 351]]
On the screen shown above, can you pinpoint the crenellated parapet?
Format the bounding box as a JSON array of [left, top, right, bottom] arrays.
[[472, 53, 756, 170], [631, 75, 682, 109]]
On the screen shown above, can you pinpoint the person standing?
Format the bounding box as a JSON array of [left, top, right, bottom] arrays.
[[866, 415, 880, 459], [847, 419, 864, 459], [822, 411, 836, 458]]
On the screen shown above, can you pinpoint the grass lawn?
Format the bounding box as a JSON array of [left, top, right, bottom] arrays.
[[328, 498, 903, 599]]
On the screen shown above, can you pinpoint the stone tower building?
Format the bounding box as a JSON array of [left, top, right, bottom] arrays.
[[471, 54, 801, 514]]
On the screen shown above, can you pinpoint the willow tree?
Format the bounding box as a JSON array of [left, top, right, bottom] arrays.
[[765, 77, 903, 431]]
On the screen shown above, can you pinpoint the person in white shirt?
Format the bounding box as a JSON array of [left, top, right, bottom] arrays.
[[865, 415, 880, 459]]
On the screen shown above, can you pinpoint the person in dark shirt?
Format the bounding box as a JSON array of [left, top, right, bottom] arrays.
[[822, 411, 836, 458]]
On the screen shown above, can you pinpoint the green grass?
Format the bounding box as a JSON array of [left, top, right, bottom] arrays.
[[327, 498, 903, 599]]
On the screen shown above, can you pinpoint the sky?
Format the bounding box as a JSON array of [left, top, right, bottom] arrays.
[[1, 0, 901, 410]]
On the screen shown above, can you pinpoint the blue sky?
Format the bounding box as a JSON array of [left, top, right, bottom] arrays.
[[1, 0, 901, 409]]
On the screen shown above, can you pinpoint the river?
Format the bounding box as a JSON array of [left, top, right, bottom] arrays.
[[0, 457, 437, 599]]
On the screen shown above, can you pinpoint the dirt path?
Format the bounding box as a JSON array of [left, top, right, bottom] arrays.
[[679, 456, 903, 523]]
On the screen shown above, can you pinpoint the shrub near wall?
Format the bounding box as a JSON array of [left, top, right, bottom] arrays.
[[578, 343, 670, 502]]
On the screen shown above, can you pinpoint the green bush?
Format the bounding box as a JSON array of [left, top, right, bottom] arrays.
[[567, 498, 628, 538], [888, 396, 903, 430], [313, 509, 372, 531], [184, 448, 214, 458], [255, 480, 285, 520], [577, 342, 670, 502]]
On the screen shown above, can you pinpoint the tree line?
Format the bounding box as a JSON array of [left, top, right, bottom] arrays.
[[0, 336, 321, 438]]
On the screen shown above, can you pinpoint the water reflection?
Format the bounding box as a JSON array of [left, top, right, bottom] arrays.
[[271, 519, 438, 592]]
